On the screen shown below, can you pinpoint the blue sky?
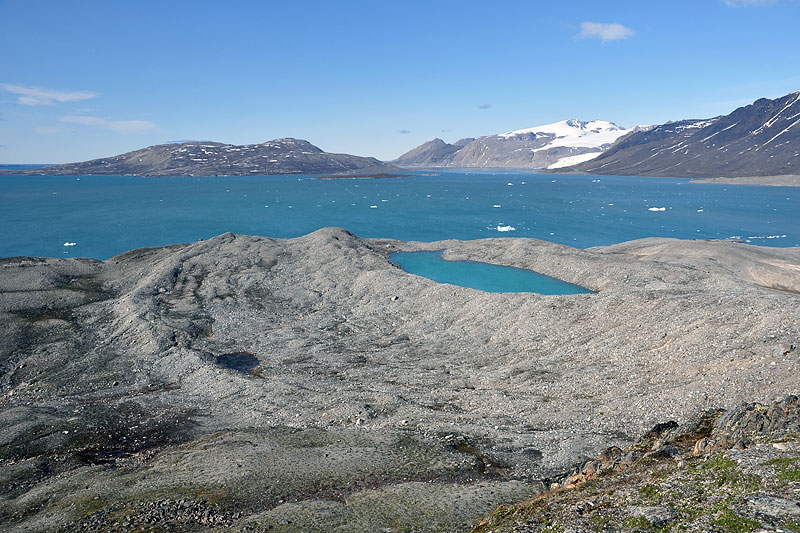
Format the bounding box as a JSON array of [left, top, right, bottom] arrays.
[[1, 0, 799, 163]]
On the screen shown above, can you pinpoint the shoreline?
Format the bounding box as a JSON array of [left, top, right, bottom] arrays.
[[3, 166, 799, 186]]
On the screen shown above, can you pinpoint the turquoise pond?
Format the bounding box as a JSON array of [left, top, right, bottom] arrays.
[[1, 171, 798, 261], [390, 251, 594, 294]]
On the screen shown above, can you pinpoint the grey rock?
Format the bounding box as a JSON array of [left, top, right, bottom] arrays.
[[629, 505, 678, 527], [745, 494, 800, 518]]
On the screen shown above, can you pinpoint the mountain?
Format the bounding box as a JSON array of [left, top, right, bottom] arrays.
[[393, 137, 474, 166], [3, 138, 398, 177], [561, 90, 800, 178], [393, 120, 632, 169]]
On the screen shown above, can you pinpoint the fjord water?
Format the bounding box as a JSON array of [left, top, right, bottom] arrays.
[[390, 251, 593, 294], [0, 171, 798, 259]]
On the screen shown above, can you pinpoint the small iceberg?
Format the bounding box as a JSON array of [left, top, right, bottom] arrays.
[[496, 225, 516, 232], [492, 204, 502, 208], [63, 242, 76, 247], [648, 207, 667, 212]]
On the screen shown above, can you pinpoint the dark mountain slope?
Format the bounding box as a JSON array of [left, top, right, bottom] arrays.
[[565, 90, 800, 178]]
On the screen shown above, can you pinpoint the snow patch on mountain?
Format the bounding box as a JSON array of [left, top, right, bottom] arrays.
[[499, 119, 631, 150], [547, 151, 604, 169]]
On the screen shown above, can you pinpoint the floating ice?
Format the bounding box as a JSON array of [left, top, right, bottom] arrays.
[[63, 242, 76, 247], [497, 225, 516, 232], [648, 207, 667, 212], [492, 204, 502, 208], [370, 205, 378, 208]]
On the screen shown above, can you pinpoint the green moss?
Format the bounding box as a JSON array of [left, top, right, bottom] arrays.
[[761, 456, 800, 466], [639, 484, 662, 501], [711, 506, 759, 532], [588, 513, 612, 528], [782, 520, 800, 533], [71, 495, 110, 518], [623, 515, 652, 528], [762, 456, 800, 483], [778, 465, 800, 482], [691, 453, 762, 493]]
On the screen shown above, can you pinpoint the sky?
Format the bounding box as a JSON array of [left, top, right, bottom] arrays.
[[1, 0, 799, 163]]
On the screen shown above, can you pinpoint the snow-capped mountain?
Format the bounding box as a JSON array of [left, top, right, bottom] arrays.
[[394, 119, 634, 169], [558, 90, 800, 178]]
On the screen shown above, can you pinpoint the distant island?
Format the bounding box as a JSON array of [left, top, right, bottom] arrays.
[[0, 138, 399, 177]]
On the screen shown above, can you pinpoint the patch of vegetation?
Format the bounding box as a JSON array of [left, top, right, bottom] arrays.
[[638, 483, 661, 501], [691, 453, 762, 493], [711, 506, 759, 532], [622, 515, 652, 529], [782, 520, 800, 533], [588, 513, 613, 528], [762, 456, 800, 483]]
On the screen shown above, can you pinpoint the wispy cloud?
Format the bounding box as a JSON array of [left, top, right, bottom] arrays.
[[578, 22, 635, 42], [0, 83, 98, 106], [398, 129, 411, 134], [723, 0, 777, 6], [60, 115, 157, 134], [478, 103, 492, 110], [35, 125, 71, 134]]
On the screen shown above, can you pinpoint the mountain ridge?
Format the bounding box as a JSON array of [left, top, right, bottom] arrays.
[[394, 119, 633, 169], [0, 138, 399, 177], [553, 90, 800, 178]]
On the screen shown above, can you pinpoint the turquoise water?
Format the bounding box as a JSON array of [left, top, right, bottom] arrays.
[[0, 171, 798, 259], [391, 250, 594, 294]]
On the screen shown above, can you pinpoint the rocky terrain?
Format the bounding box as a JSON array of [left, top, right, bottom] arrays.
[[561, 90, 800, 180], [1, 229, 799, 531], [0, 138, 398, 177], [474, 396, 800, 532], [394, 120, 632, 170]]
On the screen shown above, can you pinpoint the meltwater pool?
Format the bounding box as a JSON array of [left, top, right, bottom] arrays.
[[390, 251, 594, 295]]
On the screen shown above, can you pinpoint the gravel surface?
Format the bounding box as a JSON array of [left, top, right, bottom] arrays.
[[1, 229, 798, 531]]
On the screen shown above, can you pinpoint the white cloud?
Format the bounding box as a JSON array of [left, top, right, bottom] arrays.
[[60, 115, 157, 134], [0, 83, 98, 106], [724, 0, 777, 6], [578, 22, 635, 42]]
